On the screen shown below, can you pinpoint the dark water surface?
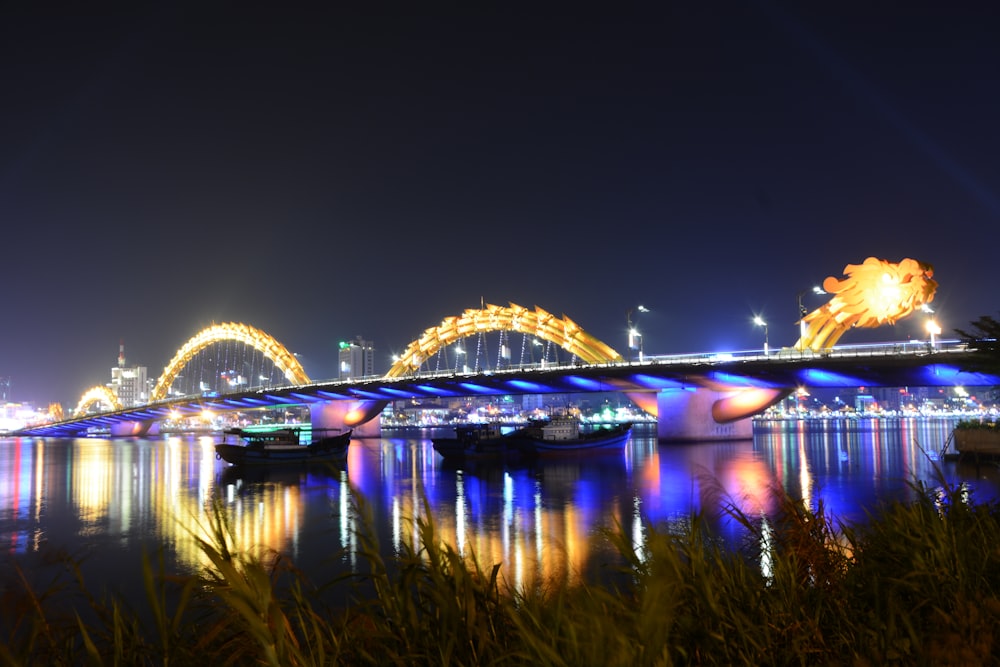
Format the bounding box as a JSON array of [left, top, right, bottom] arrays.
[[2, 418, 998, 603]]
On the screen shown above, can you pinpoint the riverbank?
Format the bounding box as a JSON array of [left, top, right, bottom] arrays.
[[953, 418, 1000, 458], [3, 476, 998, 665]]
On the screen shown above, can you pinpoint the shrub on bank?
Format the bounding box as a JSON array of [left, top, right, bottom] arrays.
[[2, 475, 1000, 666], [956, 418, 998, 430]]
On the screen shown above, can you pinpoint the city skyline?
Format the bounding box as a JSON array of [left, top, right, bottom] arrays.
[[3, 4, 999, 406]]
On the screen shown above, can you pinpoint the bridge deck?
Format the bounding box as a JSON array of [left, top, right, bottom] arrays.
[[17, 342, 997, 437]]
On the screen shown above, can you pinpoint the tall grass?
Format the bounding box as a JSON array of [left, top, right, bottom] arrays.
[[2, 471, 1000, 665]]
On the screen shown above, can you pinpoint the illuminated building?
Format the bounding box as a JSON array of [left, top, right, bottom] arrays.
[[339, 336, 374, 380], [110, 340, 148, 407], [855, 393, 876, 413]]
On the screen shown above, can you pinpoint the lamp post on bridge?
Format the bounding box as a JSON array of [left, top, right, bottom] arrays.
[[922, 305, 941, 350], [926, 319, 941, 349], [626, 305, 649, 363], [532, 339, 545, 368], [753, 316, 769, 356], [797, 285, 826, 342]]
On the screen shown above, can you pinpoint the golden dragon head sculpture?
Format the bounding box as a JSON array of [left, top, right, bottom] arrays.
[[795, 257, 937, 351], [714, 256, 938, 423]]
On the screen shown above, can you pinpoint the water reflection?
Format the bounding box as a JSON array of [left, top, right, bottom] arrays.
[[217, 463, 351, 567], [752, 417, 990, 523], [418, 454, 639, 590], [2, 418, 1000, 603]]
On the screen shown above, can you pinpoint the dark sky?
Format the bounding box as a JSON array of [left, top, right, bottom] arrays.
[[3, 3, 999, 407]]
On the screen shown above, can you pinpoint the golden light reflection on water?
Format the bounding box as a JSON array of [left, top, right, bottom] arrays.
[[0, 436, 333, 574], [336, 438, 637, 591], [359, 432, 791, 593], [384, 467, 603, 591], [71, 439, 117, 536]]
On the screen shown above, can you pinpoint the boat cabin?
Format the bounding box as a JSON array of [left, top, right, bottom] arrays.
[[225, 428, 302, 448], [538, 415, 581, 441]]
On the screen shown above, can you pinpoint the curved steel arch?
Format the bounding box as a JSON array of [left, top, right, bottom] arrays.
[[386, 302, 623, 377], [149, 322, 310, 402], [74, 385, 123, 416]]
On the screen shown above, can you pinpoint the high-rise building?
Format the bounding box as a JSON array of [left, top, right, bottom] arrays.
[[338, 336, 374, 380], [0, 377, 10, 402], [110, 340, 148, 407]]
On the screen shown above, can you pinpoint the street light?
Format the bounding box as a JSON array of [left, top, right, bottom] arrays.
[[753, 316, 769, 355], [925, 319, 941, 349], [797, 286, 826, 341], [628, 327, 645, 362], [626, 305, 649, 362], [532, 338, 544, 367]]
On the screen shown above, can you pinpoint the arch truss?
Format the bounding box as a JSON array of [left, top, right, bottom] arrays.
[[149, 322, 310, 402], [386, 302, 623, 377], [74, 385, 123, 417]]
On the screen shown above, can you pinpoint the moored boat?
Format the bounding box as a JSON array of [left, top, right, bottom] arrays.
[[505, 414, 632, 457], [434, 414, 632, 460], [215, 427, 351, 466], [431, 422, 523, 463]]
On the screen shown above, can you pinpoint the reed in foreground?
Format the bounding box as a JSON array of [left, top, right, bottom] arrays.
[[1, 473, 999, 666]]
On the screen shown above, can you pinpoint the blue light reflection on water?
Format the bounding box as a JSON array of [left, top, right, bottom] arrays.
[[752, 417, 1000, 524], [1, 418, 999, 606]]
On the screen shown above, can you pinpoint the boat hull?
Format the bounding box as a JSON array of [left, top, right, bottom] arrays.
[[433, 421, 632, 460], [215, 431, 351, 466], [430, 423, 523, 463], [507, 426, 632, 457], [431, 436, 522, 463]]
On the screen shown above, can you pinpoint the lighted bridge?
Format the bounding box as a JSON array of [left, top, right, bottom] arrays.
[[14, 256, 1000, 441], [16, 331, 997, 441]]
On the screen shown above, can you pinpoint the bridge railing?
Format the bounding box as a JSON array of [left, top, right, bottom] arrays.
[[643, 339, 965, 365], [291, 339, 969, 387], [286, 339, 969, 389]]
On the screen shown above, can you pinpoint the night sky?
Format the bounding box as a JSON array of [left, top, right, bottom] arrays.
[[3, 3, 999, 407]]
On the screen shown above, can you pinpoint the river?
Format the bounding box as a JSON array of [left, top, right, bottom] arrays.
[[1, 417, 998, 607]]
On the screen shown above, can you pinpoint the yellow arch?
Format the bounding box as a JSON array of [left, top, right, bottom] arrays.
[[386, 302, 623, 377], [74, 385, 123, 416], [149, 322, 310, 402]]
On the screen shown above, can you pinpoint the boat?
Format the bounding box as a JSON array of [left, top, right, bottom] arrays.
[[433, 415, 632, 461], [505, 414, 632, 457], [431, 422, 523, 463], [215, 427, 351, 466]]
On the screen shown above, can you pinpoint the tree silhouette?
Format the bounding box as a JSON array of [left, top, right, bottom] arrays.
[[954, 314, 1000, 378]]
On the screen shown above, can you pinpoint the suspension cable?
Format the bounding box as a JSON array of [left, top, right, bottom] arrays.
[[474, 332, 485, 373], [497, 330, 508, 370]]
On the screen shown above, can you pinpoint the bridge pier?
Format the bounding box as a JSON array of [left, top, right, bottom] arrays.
[[655, 388, 753, 442], [110, 420, 158, 437], [309, 399, 385, 439]]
